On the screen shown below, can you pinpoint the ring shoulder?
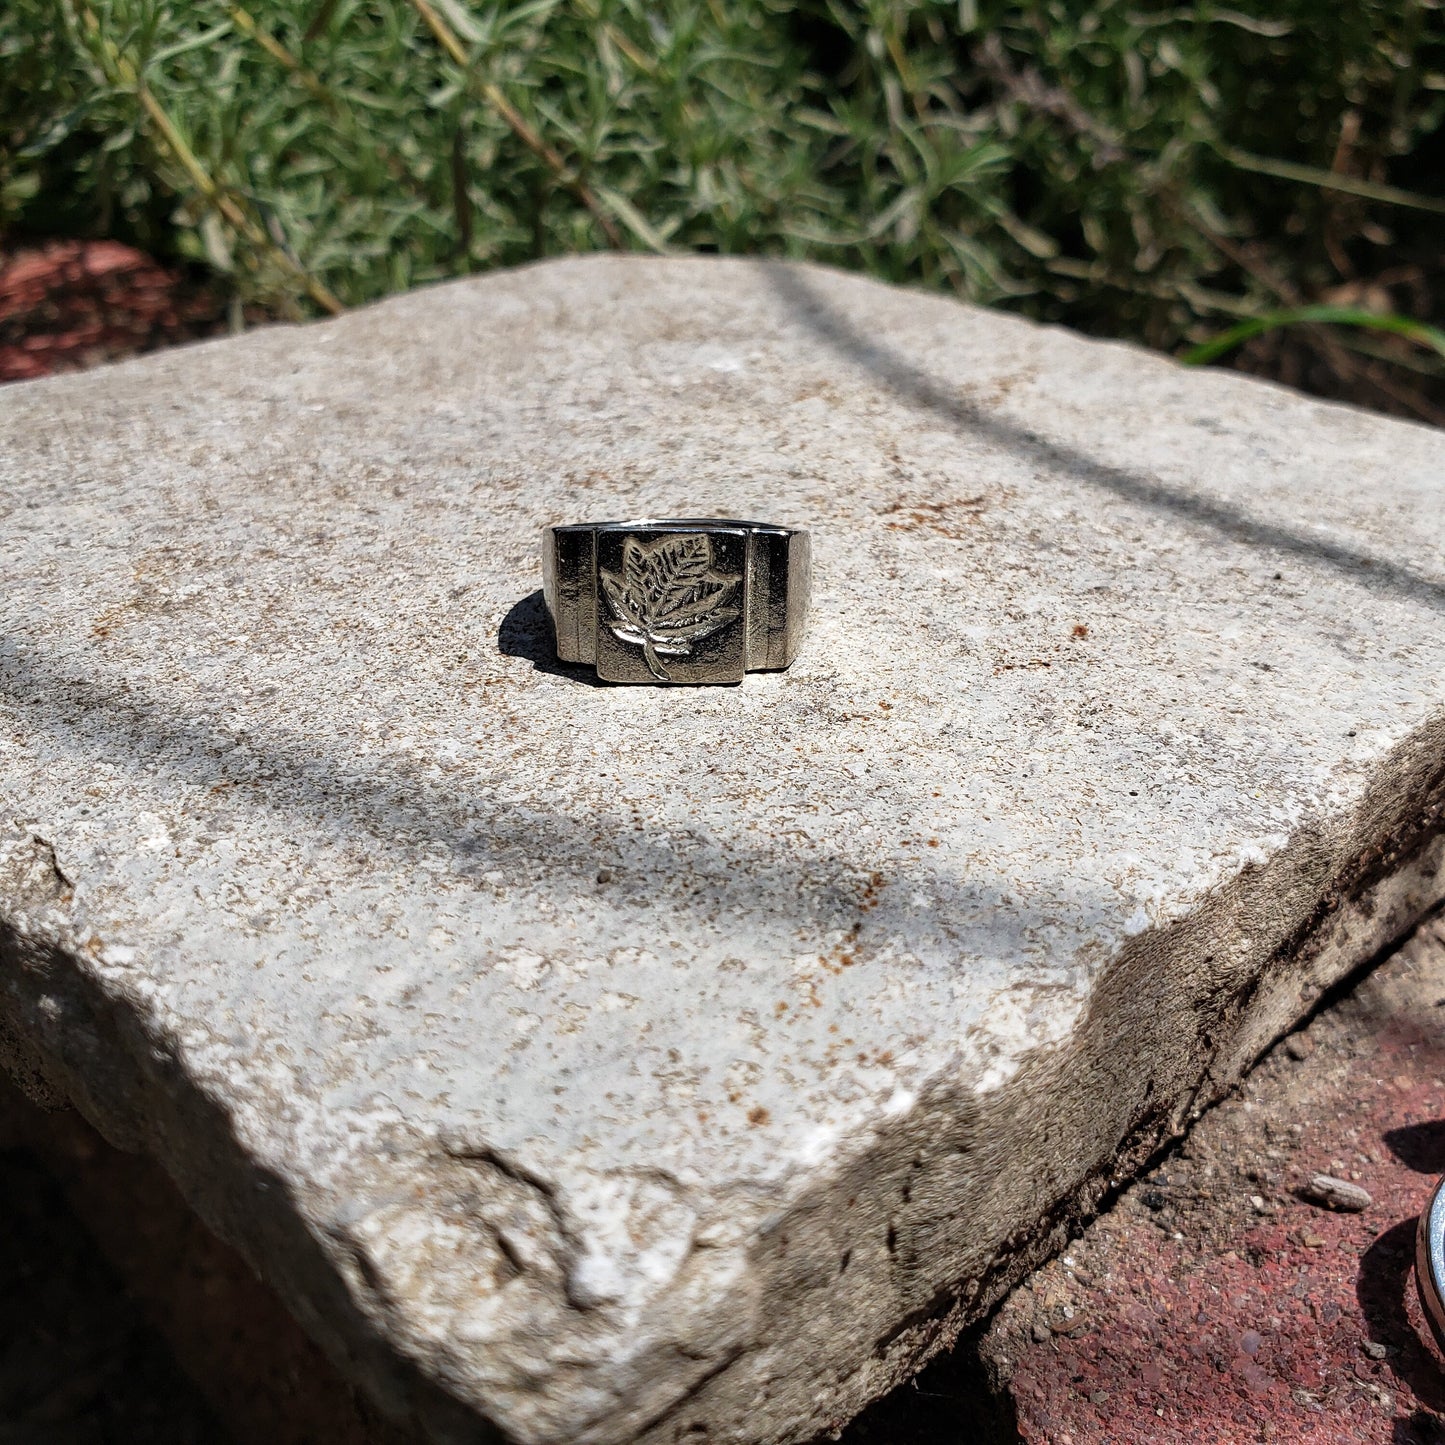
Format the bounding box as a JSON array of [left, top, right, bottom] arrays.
[[746, 527, 810, 671], [543, 524, 597, 664]]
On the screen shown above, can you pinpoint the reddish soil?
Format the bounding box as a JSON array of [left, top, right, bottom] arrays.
[[978, 916, 1445, 1445], [0, 239, 226, 383]]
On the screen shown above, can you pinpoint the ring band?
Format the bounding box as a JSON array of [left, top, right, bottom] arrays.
[[1417, 1173, 1445, 1353], [543, 519, 811, 684]]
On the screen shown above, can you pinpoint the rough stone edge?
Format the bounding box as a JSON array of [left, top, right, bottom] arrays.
[[3, 714, 1444, 1445], [0, 868, 502, 1445], [625, 714, 1445, 1445]]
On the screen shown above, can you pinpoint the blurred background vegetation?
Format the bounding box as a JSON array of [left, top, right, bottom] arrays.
[[2, 1, 1443, 417]]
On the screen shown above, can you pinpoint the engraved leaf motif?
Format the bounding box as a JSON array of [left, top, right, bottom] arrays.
[[600, 534, 740, 680]]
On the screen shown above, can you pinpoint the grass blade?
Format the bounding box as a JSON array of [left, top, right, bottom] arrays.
[[1183, 306, 1445, 367]]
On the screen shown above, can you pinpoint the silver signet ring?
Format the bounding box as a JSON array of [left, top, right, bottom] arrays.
[[1417, 1172, 1445, 1353], [543, 519, 811, 685]]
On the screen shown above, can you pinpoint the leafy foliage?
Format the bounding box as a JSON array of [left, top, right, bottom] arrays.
[[2, 1, 1443, 408]]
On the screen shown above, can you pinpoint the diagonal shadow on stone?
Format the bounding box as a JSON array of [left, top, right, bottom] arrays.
[[764, 264, 1445, 618], [0, 630, 1087, 1445], [0, 634, 1069, 958]]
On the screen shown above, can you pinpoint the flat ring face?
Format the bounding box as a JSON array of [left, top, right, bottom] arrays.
[[1418, 1174, 1445, 1353], [543, 519, 810, 685]]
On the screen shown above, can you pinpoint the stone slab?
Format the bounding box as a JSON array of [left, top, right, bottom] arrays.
[[1, 255, 1443, 1445]]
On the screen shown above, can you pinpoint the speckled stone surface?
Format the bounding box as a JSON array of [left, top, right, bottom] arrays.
[[1, 255, 1444, 1445]]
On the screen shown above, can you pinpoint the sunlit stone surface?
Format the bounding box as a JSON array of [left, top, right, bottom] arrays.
[[2, 256, 1443, 1443]]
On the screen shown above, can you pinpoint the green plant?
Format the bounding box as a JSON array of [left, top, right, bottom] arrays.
[[3, 1, 1443, 415], [1184, 304, 1445, 365]]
